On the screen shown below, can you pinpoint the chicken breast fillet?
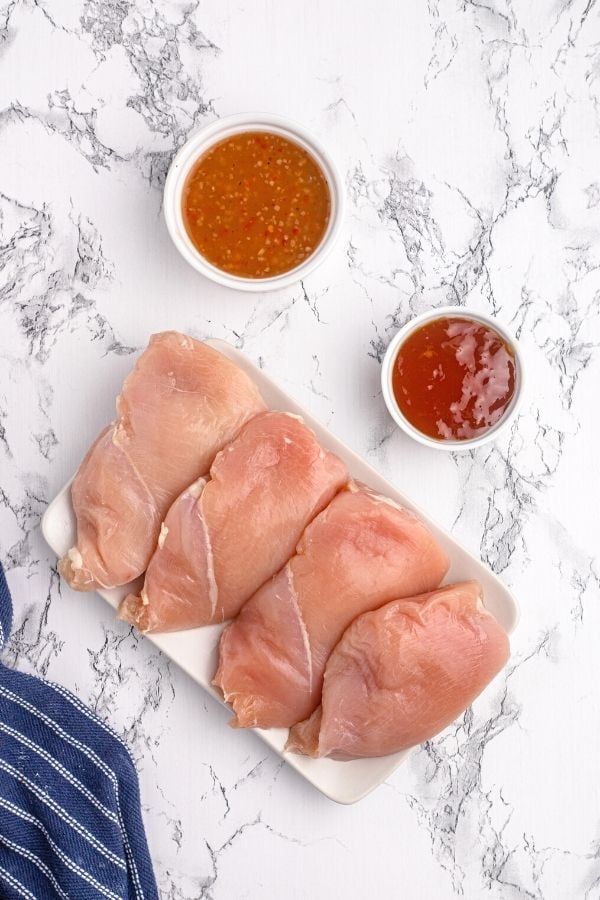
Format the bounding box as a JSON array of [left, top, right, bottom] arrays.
[[213, 483, 450, 729], [118, 411, 348, 632], [286, 581, 509, 760], [59, 332, 266, 591]]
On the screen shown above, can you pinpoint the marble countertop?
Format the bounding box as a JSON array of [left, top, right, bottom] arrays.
[[1, 1, 599, 897]]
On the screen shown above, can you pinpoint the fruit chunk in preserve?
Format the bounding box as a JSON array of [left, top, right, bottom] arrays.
[[392, 316, 516, 441]]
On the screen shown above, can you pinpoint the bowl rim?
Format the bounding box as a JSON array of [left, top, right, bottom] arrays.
[[380, 305, 525, 451], [163, 112, 346, 292]]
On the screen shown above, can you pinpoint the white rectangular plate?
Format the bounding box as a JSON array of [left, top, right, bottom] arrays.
[[41, 338, 519, 805]]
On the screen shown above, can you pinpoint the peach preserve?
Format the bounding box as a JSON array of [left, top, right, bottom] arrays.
[[392, 316, 516, 441]]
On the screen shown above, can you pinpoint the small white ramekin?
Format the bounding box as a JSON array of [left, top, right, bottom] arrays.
[[163, 112, 345, 292], [381, 306, 525, 451]]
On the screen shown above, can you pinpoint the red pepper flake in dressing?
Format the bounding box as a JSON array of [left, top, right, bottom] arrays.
[[182, 131, 331, 278]]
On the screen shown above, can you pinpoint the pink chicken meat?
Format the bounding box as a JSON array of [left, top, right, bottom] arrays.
[[59, 332, 266, 591], [118, 411, 348, 631], [287, 581, 510, 760], [213, 484, 450, 729]]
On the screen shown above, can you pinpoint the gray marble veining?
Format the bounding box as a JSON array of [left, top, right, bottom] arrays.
[[1, 0, 600, 897]]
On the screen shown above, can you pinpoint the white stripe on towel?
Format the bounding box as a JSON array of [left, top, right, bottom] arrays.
[[0, 720, 118, 824], [0, 796, 121, 900], [0, 756, 126, 871], [0, 683, 144, 899], [0, 865, 38, 900], [0, 833, 70, 900]]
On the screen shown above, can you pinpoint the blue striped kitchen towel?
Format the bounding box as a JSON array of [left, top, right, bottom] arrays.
[[0, 562, 159, 900]]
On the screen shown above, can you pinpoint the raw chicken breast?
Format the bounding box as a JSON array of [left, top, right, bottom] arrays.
[[287, 581, 509, 759], [59, 332, 266, 591], [213, 484, 449, 728], [118, 412, 348, 632]]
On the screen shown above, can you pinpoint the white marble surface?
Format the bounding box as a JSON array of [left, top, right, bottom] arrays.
[[1, 0, 600, 897]]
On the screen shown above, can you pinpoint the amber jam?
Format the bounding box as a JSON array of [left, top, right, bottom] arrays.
[[182, 131, 331, 278], [392, 316, 516, 442]]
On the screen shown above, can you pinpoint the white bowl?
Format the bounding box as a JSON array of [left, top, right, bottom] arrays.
[[163, 113, 345, 292], [381, 306, 525, 451]]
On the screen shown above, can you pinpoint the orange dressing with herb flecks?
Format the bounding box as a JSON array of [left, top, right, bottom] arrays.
[[182, 131, 331, 278]]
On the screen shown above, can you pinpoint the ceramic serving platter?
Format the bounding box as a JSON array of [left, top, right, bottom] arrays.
[[41, 338, 519, 805]]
